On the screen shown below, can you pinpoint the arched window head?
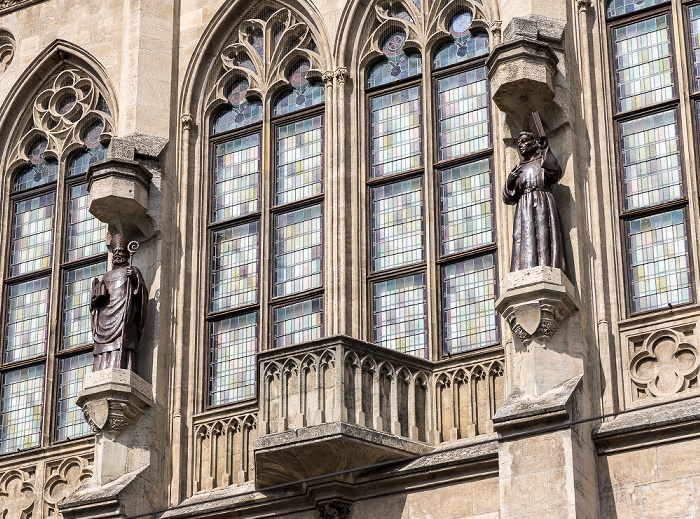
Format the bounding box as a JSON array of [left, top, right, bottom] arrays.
[[68, 121, 108, 176], [273, 60, 325, 116], [433, 12, 489, 69], [13, 138, 58, 192], [212, 79, 263, 135], [367, 30, 422, 88]]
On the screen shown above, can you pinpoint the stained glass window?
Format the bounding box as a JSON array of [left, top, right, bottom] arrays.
[[212, 80, 263, 134], [56, 353, 92, 440], [690, 5, 700, 91], [613, 15, 674, 113], [67, 183, 107, 261], [373, 274, 427, 358], [6, 277, 50, 363], [607, 0, 669, 19], [63, 262, 107, 351], [437, 67, 490, 161], [213, 134, 260, 222], [440, 159, 493, 256], [0, 365, 44, 453], [443, 254, 498, 354], [276, 116, 324, 204], [367, 31, 422, 88], [212, 222, 259, 312], [274, 61, 325, 116], [433, 13, 489, 69], [371, 87, 422, 178], [11, 192, 55, 276], [210, 312, 257, 405], [13, 139, 58, 192], [372, 178, 424, 271], [628, 209, 691, 312], [68, 122, 108, 176], [275, 205, 323, 297], [274, 297, 323, 348], [619, 110, 681, 211]]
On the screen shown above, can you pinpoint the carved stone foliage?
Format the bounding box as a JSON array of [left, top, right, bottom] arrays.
[[360, 0, 492, 65], [317, 500, 353, 519], [0, 29, 15, 75], [44, 457, 93, 519], [631, 329, 700, 398], [0, 467, 35, 519], [193, 414, 257, 494], [210, 3, 323, 110], [9, 67, 114, 171]]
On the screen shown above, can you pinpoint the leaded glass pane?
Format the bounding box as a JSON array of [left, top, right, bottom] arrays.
[[213, 134, 260, 222], [275, 205, 323, 297], [437, 67, 490, 161], [373, 274, 427, 358], [274, 61, 325, 116], [367, 31, 422, 88], [607, 0, 669, 19], [372, 178, 424, 271], [614, 15, 674, 113], [371, 87, 422, 178], [619, 110, 681, 211], [433, 13, 490, 69], [11, 192, 55, 276], [441, 159, 493, 255], [628, 209, 691, 313], [212, 222, 259, 312], [212, 80, 263, 134], [13, 139, 58, 192], [210, 312, 257, 405], [68, 121, 108, 176], [67, 183, 107, 261], [274, 297, 323, 348], [56, 353, 92, 440], [443, 254, 498, 354], [0, 365, 44, 453], [276, 116, 324, 204], [690, 6, 700, 90], [63, 262, 107, 351], [6, 277, 50, 363]]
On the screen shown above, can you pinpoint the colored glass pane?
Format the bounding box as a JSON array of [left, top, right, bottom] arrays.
[[63, 262, 107, 351], [690, 6, 700, 90], [274, 297, 323, 348], [68, 121, 108, 176], [628, 209, 691, 312], [274, 61, 325, 116], [276, 116, 324, 204], [433, 13, 489, 69], [437, 67, 490, 161], [213, 134, 260, 222], [56, 353, 92, 440], [619, 110, 681, 211], [212, 222, 259, 312], [67, 183, 107, 261], [11, 192, 55, 276], [441, 159, 493, 256], [6, 277, 50, 363], [210, 312, 257, 405], [0, 365, 44, 454], [371, 87, 422, 178], [367, 31, 422, 88], [212, 80, 263, 134], [613, 15, 674, 113], [372, 178, 424, 271], [275, 205, 323, 297], [607, 0, 668, 18], [373, 274, 427, 358], [443, 254, 498, 354], [13, 139, 58, 192]]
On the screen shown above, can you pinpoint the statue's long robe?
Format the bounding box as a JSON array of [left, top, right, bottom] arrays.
[[90, 267, 148, 355], [503, 148, 568, 276]]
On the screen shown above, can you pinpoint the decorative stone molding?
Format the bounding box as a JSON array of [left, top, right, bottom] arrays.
[[0, 29, 15, 75], [317, 499, 353, 519], [576, 0, 592, 12], [0, 0, 46, 14], [44, 457, 93, 518], [180, 113, 194, 131], [0, 467, 35, 519], [490, 20, 502, 35], [322, 71, 335, 85], [334, 67, 349, 84], [630, 329, 700, 398]]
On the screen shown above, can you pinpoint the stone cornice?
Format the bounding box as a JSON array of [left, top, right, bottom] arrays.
[[0, 0, 48, 15]]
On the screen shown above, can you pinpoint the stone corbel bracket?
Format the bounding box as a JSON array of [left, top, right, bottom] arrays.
[[87, 133, 167, 239], [486, 15, 565, 124], [496, 266, 580, 346]]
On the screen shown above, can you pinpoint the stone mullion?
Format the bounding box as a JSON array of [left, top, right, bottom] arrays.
[[259, 92, 273, 354], [322, 72, 337, 336]]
